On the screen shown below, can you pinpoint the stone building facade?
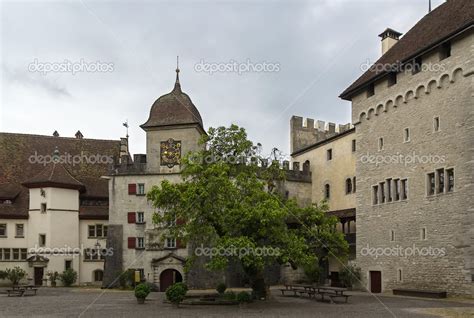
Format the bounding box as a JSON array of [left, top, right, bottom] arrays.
[[340, 0, 473, 296]]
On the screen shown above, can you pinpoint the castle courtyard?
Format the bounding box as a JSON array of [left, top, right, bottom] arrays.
[[0, 288, 472, 318]]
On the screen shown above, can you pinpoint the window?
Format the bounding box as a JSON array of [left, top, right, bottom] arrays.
[[378, 137, 384, 151], [398, 269, 403, 282], [427, 173, 435, 195], [85, 248, 106, 261], [15, 224, 24, 238], [3, 248, 11, 260], [128, 184, 136, 195], [434, 117, 440, 132], [436, 168, 445, 194], [88, 225, 95, 237], [373, 185, 379, 205], [0, 224, 6, 237], [104, 226, 108, 237], [137, 183, 145, 195], [367, 83, 375, 97], [65, 260, 72, 270], [390, 230, 395, 241], [94, 270, 104, 282], [394, 179, 400, 201], [401, 179, 408, 200], [353, 177, 356, 193], [404, 128, 410, 142], [88, 225, 106, 238], [446, 169, 454, 192], [137, 237, 145, 249], [345, 178, 352, 194], [412, 56, 422, 74], [20, 248, 27, 261], [351, 139, 356, 152], [96, 225, 103, 238], [379, 182, 386, 203], [386, 179, 392, 202], [327, 149, 332, 161], [387, 72, 397, 87], [41, 203, 47, 213], [39, 234, 46, 247], [439, 42, 451, 60], [165, 238, 176, 249], [421, 228, 427, 240], [137, 212, 145, 224], [324, 184, 330, 200], [12, 248, 20, 260]]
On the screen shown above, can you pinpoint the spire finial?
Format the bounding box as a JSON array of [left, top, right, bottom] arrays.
[[175, 55, 180, 84]]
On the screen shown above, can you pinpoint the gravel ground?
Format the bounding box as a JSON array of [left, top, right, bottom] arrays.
[[0, 287, 472, 318]]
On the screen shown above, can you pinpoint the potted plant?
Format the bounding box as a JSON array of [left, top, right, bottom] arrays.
[[6, 266, 27, 287], [165, 282, 188, 308], [216, 282, 227, 295], [134, 283, 151, 304], [47, 271, 59, 287]]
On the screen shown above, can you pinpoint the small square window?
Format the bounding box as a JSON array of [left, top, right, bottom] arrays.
[[378, 138, 384, 151], [427, 173, 435, 196], [137, 184, 145, 195], [0, 224, 6, 236], [88, 225, 96, 238], [41, 203, 47, 213], [367, 83, 375, 97], [39, 234, 46, 247], [446, 168, 454, 192], [351, 139, 356, 152], [404, 128, 410, 142], [65, 260, 72, 270], [327, 149, 333, 161], [439, 42, 451, 60], [15, 224, 24, 237], [387, 72, 397, 87], [372, 185, 379, 205], [137, 237, 145, 249], [137, 212, 145, 224], [165, 238, 176, 249], [421, 228, 427, 240], [412, 56, 422, 74], [434, 117, 440, 132]]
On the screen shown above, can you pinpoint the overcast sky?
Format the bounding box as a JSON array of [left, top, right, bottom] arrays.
[[0, 0, 445, 157]]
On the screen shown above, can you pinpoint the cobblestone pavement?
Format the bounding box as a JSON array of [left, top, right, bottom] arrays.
[[0, 288, 472, 318]]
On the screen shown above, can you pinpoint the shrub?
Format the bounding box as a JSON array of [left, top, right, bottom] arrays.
[[0, 270, 7, 280], [165, 282, 188, 306], [303, 263, 321, 284], [340, 264, 361, 288], [222, 291, 236, 301], [134, 283, 151, 299], [47, 271, 59, 287], [117, 270, 134, 289], [6, 267, 27, 286], [236, 291, 251, 303], [60, 268, 78, 287], [216, 282, 227, 294]]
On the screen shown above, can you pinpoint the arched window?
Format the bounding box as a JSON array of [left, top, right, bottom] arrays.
[[303, 160, 310, 172], [346, 178, 353, 194], [93, 269, 104, 282], [324, 184, 330, 199]]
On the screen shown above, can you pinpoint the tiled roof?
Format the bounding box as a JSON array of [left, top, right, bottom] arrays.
[[141, 72, 204, 131], [340, 0, 474, 100], [22, 163, 85, 191], [0, 132, 120, 219]]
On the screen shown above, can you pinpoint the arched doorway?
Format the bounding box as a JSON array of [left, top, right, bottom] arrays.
[[159, 269, 182, 292]]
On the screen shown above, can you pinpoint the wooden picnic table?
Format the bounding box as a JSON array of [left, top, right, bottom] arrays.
[[280, 284, 351, 303], [8, 285, 38, 297]]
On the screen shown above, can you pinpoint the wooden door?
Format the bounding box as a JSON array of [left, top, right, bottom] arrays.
[[159, 269, 182, 292], [370, 271, 382, 293], [34, 267, 44, 286]]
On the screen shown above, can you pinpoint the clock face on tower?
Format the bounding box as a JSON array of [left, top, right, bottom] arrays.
[[160, 138, 181, 168]]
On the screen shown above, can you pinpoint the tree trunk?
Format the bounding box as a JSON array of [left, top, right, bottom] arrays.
[[250, 271, 267, 300]]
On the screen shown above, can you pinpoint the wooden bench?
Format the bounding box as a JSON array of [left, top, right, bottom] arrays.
[[296, 289, 316, 298], [7, 289, 25, 297], [329, 294, 351, 303], [393, 289, 447, 299]]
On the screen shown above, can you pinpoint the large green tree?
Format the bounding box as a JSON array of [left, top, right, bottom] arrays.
[[148, 124, 348, 298]]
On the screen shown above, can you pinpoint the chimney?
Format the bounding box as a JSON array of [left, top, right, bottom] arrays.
[[75, 130, 83, 139], [379, 28, 402, 55]]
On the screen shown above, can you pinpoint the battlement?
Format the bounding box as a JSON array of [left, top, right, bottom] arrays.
[[290, 116, 352, 153]]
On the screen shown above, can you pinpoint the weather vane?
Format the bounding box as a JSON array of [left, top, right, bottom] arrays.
[[123, 120, 129, 138]]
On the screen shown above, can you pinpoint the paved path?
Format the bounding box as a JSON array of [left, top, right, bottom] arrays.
[[0, 287, 472, 317]]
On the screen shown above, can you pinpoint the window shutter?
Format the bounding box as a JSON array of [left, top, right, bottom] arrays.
[[127, 212, 136, 224], [128, 237, 136, 249], [128, 184, 136, 195]]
